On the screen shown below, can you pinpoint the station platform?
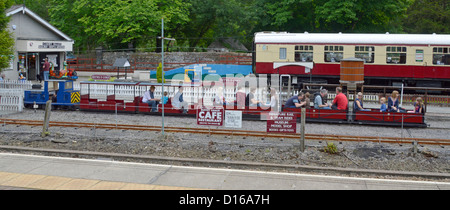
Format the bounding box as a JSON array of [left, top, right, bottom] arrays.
[[0, 153, 449, 190]]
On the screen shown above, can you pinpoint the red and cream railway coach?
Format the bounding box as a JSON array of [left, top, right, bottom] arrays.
[[254, 32, 450, 88]]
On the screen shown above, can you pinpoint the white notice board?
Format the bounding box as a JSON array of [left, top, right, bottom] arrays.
[[225, 110, 242, 128]]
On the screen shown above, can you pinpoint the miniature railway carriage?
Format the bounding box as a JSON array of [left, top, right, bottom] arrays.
[[79, 81, 140, 113], [24, 79, 80, 109], [282, 107, 426, 128], [253, 32, 450, 89], [72, 81, 426, 128]]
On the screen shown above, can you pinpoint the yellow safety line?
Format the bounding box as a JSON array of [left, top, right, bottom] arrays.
[[0, 171, 205, 190]]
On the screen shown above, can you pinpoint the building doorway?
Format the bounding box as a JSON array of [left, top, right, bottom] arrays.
[[27, 53, 39, 81]]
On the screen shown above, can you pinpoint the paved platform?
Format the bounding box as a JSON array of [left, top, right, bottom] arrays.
[[0, 153, 449, 190]]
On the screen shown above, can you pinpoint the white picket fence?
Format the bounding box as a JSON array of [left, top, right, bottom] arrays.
[[0, 80, 33, 90], [0, 89, 24, 114], [76, 83, 261, 105], [74, 83, 381, 107], [0, 81, 29, 114]]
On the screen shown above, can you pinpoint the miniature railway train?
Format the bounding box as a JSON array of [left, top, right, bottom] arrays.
[[253, 32, 450, 90], [24, 80, 427, 128], [24, 32, 450, 128]]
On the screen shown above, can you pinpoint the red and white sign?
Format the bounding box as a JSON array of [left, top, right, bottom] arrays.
[[197, 107, 224, 126], [267, 112, 297, 133]]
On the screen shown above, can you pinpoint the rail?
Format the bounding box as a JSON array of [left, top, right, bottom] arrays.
[[1, 118, 449, 146]]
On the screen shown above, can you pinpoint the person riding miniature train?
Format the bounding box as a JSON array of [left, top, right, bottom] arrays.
[[354, 92, 370, 112], [314, 89, 332, 109], [331, 87, 348, 110], [284, 92, 307, 108], [142, 85, 160, 112]]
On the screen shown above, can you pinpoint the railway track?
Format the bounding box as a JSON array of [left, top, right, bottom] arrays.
[[1, 118, 449, 146]]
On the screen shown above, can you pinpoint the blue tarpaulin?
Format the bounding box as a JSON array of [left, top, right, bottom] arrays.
[[150, 64, 253, 81]]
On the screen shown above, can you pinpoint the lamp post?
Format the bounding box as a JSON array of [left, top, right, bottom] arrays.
[[159, 18, 175, 136]]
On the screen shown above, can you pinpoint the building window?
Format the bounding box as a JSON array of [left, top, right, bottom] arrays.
[[324, 45, 344, 62], [386, 46, 407, 64], [433, 47, 450, 65], [295, 45, 313, 62], [355, 46, 374, 63], [279, 48, 287, 60]]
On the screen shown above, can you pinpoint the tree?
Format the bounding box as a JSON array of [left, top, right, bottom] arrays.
[[251, 0, 412, 33], [0, 0, 14, 72], [176, 0, 255, 51], [73, 0, 163, 50], [403, 0, 450, 34], [48, 0, 190, 52], [314, 0, 412, 33], [14, 0, 50, 21]]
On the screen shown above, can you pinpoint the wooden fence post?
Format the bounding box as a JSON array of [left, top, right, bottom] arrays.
[[300, 108, 306, 152], [41, 100, 52, 138]]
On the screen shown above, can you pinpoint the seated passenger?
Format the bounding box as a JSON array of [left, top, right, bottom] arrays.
[[414, 97, 424, 114], [172, 86, 189, 114], [142, 86, 160, 112], [302, 92, 311, 108], [246, 87, 261, 107], [331, 87, 348, 110], [235, 86, 246, 109], [213, 87, 225, 106], [408, 97, 424, 114], [380, 97, 387, 112], [388, 90, 400, 112], [314, 89, 331, 109], [354, 92, 370, 112], [265, 88, 279, 111], [162, 91, 169, 105], [285, 92, 306, 108]]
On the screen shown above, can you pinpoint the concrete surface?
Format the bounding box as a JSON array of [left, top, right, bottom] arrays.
[[0, 153, 449, 190]]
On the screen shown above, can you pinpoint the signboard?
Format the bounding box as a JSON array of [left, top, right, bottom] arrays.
[[197, 107, 224, 126], [267, 112, 297, 133], [91, 75, 111, 80], [225, 110, 242, 128], [415, 49, 424, 62], [16, 40, 73, 52]]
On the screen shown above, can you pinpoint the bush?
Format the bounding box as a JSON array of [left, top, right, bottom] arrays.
[[324, 142, 338, 154]]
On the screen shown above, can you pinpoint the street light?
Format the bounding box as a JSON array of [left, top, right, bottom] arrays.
[[158, 18, 176, 136]]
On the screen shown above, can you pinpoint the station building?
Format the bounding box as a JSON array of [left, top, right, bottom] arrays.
[[4, 5, 74, 81]]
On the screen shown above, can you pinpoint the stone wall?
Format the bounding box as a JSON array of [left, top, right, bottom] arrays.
[[100, 51, 252, 71]]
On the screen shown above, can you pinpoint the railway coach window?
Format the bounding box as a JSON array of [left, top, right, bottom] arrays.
[[295, 45, 314, 62], [355, 46, 374, 63], [279, 48, 287, 60], [386, 46, 407, 64], [324, 46, 344, 62], [433, 47, 450, 65]]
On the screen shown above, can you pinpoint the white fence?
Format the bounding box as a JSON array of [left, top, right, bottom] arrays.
[[74, 83, 382, 106], [76, 83, 270, 106], [0, 81, 29, 114], [0, 89, 24, 114], [0, 80, 33, 90]]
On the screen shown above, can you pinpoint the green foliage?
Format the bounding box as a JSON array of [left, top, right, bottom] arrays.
[[156, 62, 165, 83], [403, 0, 450, 34], [47, 0, 190, 51], [0, 0, 14, 72], [324, 142, 338, 154], [18, 0, 447, 53], [253, 0, 412, 33]]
